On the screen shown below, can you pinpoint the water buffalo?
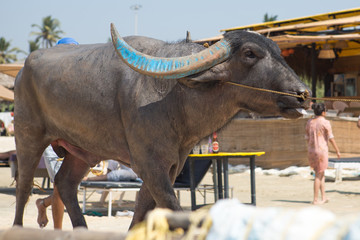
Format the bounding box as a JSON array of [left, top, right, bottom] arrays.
[[13, 23, 310, 228]]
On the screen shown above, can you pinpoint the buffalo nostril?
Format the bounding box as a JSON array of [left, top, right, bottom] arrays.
[[297, 90, 312, 108], [304, 89, 312, 97], [302, 89, 310, 99], [297, 88, 312, 100]]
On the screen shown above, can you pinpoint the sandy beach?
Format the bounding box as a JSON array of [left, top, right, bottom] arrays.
[[0, 165, 359, 234]]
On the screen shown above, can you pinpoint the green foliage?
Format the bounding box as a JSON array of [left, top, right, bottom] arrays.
[[28, 40, 40, 53], [2, 15, 64, 60], [263, 13, 278, 22], [302, 77, 325, 102], [0, 102, 14, 112], [0, 37, 24, 64], [30, 15, 64, 49]]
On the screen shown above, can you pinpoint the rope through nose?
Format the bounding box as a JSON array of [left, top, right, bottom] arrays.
[[226, 81, 360, 102]]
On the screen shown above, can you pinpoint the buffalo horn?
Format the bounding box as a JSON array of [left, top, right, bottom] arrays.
[[110, 23, 231, 79]]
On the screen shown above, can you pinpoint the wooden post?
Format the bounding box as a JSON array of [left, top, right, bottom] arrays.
[[311, 43, 317, 101]]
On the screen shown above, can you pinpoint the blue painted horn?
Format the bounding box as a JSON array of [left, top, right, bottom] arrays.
[[110, 23, 231, 79]]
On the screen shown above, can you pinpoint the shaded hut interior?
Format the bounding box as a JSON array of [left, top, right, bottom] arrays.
[[195, 8, 360, 168], [198, 7, 360, 107]]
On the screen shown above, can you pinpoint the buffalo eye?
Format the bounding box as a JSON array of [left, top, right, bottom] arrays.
[[244, 50, 256, 59], [239, 43, 264, 66]]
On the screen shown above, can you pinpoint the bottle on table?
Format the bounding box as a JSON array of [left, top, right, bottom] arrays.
[[212, 132, 219, 153]]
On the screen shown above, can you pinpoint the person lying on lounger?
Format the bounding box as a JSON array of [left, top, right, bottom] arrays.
[[83, 160, 139, 205], [83, 160, 138, 182]]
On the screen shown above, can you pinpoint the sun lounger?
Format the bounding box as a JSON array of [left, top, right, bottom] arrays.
[[328, 157, 360, 182], [79, 180, 142, 217], [79, 179, 221, 217], [79, 158, 217, 217]]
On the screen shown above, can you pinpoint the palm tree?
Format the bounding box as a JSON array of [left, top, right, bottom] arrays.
[[0, 37, 23, 64], [30, 15, 64, 48], [263, 13, 278, 22], [28, 40, 40, 53]]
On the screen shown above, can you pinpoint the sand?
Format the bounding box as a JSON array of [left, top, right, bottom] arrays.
[[0, 166, 359, 234]]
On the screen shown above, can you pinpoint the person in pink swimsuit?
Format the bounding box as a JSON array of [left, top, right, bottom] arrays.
[[305, 103, 341, 205]]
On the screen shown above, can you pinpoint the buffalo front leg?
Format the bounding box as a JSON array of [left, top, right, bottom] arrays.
[[54, 153, 90, 228], [130, 163, 182, 228], [130, 184, 156, 228]]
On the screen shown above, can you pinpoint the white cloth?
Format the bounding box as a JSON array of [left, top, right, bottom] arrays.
[[206, 199, 360, 240], [105, 160, 138, 181], [43, 145, 61, 182]]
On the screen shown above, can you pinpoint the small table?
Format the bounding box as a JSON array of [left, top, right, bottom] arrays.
[[187, 151, 265, 210]]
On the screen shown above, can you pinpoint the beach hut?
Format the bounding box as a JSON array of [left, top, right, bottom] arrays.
[[196, 8, 360, 168], [199, 7, 360, 102]]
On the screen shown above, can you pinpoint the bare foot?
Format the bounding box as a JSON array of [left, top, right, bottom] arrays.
[[312, 198, 329, 205], [36, 199, 48, 228]]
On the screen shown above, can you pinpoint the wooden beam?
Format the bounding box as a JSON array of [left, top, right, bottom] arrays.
[[271, 34, 360, 46], [257, 16, 360, 34]]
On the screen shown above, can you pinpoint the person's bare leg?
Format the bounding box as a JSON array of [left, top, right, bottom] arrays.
[[117, 192, 125, 206], [84, 175, 108, 181], [319, 173, 329, 203], [100, 191, 109, 204], [312, 171, 321, 204], [52, 185, 65, 229], [36, 195, 52, 228], [313, 171, 326, 204]]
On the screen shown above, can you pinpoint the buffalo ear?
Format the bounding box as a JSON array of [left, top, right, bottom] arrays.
[[178, 63, 230, 88]]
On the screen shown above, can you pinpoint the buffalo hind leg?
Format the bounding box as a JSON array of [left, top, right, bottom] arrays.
[[54, 152, 90, 228], [13, 150, 44, 226]]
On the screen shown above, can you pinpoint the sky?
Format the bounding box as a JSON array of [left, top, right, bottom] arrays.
[[1, 0, 359, 60]]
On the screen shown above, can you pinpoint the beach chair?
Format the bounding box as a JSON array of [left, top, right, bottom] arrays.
[[79, 158, 216, 216], [328, 157, 360, 182], [80, 179, 143, 217], [173, 158, 213, 206]]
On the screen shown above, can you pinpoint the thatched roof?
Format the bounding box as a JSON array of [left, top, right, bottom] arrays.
[[0, 64, 23, 78], [0, 85, 14, 101], [221, 8, 360, 32], [0, 64, 19, 101], [196, 8, 360, 81], [0, 73, 15, 89]]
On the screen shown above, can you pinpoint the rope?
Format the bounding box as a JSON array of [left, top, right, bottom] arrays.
[[226, 81, 360, 102], [184, 209, 212, 240], [125, 208, 213, 240], [32, 181, 46, 193]]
